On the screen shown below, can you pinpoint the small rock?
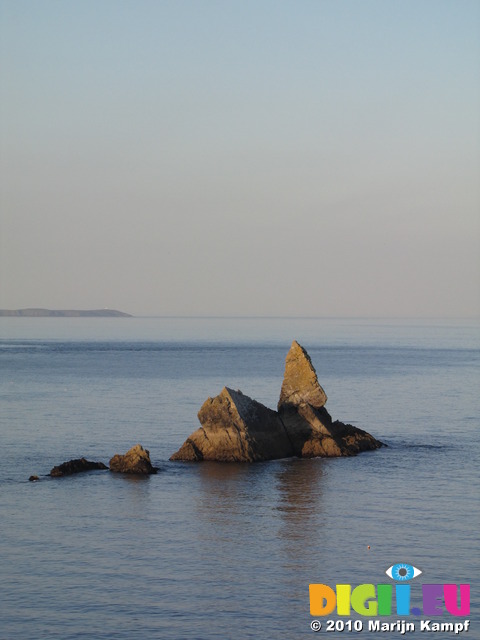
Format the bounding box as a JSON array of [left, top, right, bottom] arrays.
[[49, 458, 108, 477], [109, 444, 157, 474], [28, 475, 40, 482]]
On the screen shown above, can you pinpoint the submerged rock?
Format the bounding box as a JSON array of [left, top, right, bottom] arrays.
[[49, 458, 108, 477], [28, 475, 40, 482], [170, 340, 383, 462], [109, 444, 158, 474], [170, 387, 293, 462]]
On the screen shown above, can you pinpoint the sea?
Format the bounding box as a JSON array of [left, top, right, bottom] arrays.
[[0, 317, 478, 640]]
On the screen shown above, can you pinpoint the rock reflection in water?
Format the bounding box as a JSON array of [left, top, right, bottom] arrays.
[[192, 461, 282, 615], [274, 458, 326, 619], [193, 458, 325, 558], [194, 461, 277, 530], [275, 458, 324, 569], [192, 458, 326, 625], [274, 458, 324, 530], [274, 458, 325, 558]]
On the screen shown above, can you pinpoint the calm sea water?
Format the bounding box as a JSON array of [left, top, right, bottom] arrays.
[[0, 317, 478, 639]]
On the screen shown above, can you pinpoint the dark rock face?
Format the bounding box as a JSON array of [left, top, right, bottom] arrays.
[[170, 387, 293, 462], [170, 341, 384, 462], [49, 458, 108, 477], [109, 444, 157, 474], [278, 404, 382, 458]]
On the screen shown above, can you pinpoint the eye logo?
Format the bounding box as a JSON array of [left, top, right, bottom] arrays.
[[386, 563, 422, 582]]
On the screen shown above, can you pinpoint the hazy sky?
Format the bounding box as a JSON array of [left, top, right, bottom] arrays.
[[1, 0, 479, 317]]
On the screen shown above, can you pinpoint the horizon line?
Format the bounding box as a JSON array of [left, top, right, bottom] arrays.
[[1, 309, 479, 321]]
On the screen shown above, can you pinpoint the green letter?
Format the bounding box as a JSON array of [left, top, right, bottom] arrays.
[[351, 584, 378, 616], [377, 584, 392, 616]]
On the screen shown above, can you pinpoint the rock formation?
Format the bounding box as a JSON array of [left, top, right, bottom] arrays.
[[49, 458, 108, 477], [277, 340, 381, 457], [170, 387, 293, 462], [109, 444, 158, 474], [170, 340, 383, 462]]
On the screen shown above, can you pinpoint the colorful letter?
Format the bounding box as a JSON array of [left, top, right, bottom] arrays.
[[444, 584, 470, 616], [396, 584, 410, 615], [336, 584, 351, 616], [309, 584, 336, 616], [422, 584, 444, 615], [377, 584, 393, 616], [351, 584, 377, 616]]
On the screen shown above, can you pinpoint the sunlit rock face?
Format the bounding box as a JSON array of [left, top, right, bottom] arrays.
[[278, 340, 328, 411], [170, 387, 293, 462], [109, 444, 158, 474]]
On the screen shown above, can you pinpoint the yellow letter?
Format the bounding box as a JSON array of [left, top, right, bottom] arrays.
[[336, 584, 351, 616]]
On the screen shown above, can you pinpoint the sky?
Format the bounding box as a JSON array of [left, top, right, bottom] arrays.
[[1, 0, 479, 317]]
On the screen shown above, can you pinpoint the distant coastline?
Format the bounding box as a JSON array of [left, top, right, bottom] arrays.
[[0, 309, 133, 317]]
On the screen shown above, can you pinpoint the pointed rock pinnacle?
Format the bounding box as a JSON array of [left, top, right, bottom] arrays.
[[278, 340, 328, 410]]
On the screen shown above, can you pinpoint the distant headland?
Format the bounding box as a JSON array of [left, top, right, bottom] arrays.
[[0, 308, 133, 317]]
